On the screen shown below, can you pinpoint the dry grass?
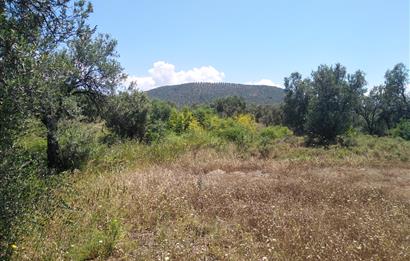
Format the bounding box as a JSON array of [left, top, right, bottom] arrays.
[[13, 144, 410, 261]]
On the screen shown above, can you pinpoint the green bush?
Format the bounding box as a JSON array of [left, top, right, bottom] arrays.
[[104, 91, 150, 140], [168, 108, 194, 134], [144, 121, 169, 144], [337, 128, 359, 147], [0, 146, 48, 259], [259, 126, 293, 141], [257, 126, 293, 158], [58, 120, 103, 170], [150, 100, 173, 122], [391, 119, 410, 140], [216, 124, 252, 149], [192, 106, 214, 129]]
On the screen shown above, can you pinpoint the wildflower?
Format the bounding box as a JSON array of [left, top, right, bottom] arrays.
[[11, 244, 17, 250], [99, 240, 103, 244]]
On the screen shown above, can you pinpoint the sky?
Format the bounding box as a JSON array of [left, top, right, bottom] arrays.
[[89, 0, 409, 91]]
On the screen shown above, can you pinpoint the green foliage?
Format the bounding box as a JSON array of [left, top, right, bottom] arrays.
[[192, 106, 214, 129], [282, 73, 311, 135], [257, 126, 293, 158], [305, 64, 366, 145], [380, 63, 410, 128], [168, 108, 194, 134], [337, 128, 359, 147], [212, 96, 246, 117], [144, 121, 169, 144], [15, 119, 47, 154], [282, 64, 375, 144], [259, 126, 293, 140], [0, 147, 48, 259], [57, 120, 103, 170], [391, 119, 410, 140], [357, 87, 386, 135], [218, 126, 250, 147], [104, 90, 150, 140], [214, 118, 254, 150], [358, 64, 409, 135], [150, 100, 173, 122], [0, 0, 93, 153], [251, 104, 283, 126], [1, 0, 125, 170]]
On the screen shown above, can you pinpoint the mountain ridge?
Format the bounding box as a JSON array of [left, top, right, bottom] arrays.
[[146, 82, 285, 106]]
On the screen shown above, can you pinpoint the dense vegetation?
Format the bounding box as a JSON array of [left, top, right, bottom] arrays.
[[282, 63, 409, 144], [1, 0, 410, 260], [146, 82, 285, 106]]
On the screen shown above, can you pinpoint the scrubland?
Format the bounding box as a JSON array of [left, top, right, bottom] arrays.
[[9, 129, 410, 261]]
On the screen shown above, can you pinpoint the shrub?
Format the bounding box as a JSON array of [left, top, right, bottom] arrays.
[[144, 121, 169, 144], [58, 120, 103, 170], [150, 100, 173, 122], [168, 108, 194, 134], [337, 128, 359, 147], [259, 126, 293, 141], [391, 119, 410, 140], [216, 123, 253, 150], [235, 114, 257, 132], [0, 146, 48, 259], [188, 117, 204, 133], [257, 126, 293, 158], [192, 106, 214, 129], [104, 91, 150, 140]]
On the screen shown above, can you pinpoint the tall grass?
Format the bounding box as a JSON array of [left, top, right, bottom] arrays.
[[4, 118, 410, 260], [11, 137, 410, 260]]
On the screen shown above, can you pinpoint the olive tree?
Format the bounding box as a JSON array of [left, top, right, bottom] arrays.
[[0, 0, 125, 170], [30, 32, 124, 169], [305, 64, 366, 145], [282, 72, 311, 135], [1, 0, 93, 152]]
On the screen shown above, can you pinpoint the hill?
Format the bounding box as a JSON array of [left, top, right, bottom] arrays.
[[146, 82, 285, 106]]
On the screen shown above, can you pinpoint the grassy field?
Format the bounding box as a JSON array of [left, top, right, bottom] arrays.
[[8, 133, 410, 260]]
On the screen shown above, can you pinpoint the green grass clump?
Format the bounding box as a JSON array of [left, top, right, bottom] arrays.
[[69, 218, 121, 260]]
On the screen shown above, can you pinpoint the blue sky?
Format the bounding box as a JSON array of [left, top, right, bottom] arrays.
[[90, 0, 409, 90]]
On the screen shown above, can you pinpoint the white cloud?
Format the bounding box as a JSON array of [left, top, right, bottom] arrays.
[[126, 61, 225, 91], [126, 61, 285, 91], [246, 79, 283, 88]]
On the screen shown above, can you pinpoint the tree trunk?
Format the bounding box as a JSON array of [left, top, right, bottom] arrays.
[[45, 119, 60, 170]]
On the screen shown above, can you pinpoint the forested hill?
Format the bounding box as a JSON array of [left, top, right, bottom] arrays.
[[146, 82, 285, 106]]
